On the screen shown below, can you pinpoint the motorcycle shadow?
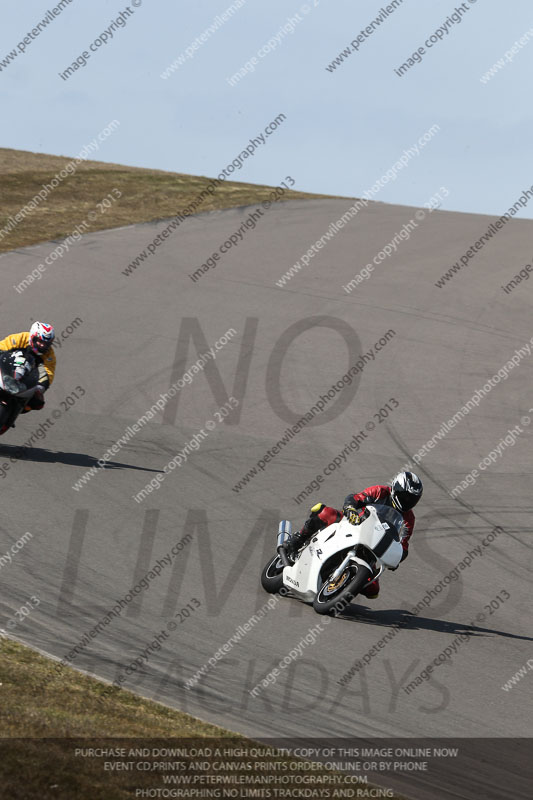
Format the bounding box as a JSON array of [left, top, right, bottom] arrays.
[[0, 443, 161, 473], [336, 604, 533, 643]]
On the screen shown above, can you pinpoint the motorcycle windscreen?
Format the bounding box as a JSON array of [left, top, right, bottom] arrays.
[[0, 352, 40, 396], [0, 372, 22, 394], [370, 503, 405, 540]]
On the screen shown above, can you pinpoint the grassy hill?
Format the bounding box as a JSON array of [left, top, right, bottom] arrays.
[[0, 148, 335, 253]]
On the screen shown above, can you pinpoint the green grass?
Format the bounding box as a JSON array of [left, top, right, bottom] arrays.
[[0, 637, 407, 799], [0, 147, 338, 253], [0, 636, 230, 797]]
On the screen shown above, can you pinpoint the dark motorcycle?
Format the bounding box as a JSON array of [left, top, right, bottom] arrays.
[[0, 351, 41, 434]]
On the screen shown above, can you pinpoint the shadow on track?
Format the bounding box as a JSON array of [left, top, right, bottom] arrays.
[[0, 444, 161, 473], [335, 605, 533, 643]]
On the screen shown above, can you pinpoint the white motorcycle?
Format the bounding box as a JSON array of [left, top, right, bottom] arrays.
[[261, 504, 406, 615]]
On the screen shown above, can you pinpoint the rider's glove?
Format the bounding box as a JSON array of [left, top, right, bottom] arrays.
[[343, 505, 361, 525], [13, 352, 30, 381]]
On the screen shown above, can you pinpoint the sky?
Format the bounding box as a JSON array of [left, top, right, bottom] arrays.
[[2, 0, 533, 217]]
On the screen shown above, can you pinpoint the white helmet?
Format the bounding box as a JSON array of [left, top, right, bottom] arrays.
[[391, 471, 423, 512], [29, 321, 55, 355]]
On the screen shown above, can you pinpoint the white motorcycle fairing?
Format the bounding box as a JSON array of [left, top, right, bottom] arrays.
[[281, 505, 404, 603]]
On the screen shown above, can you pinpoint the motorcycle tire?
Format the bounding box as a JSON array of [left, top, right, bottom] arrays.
[[0, 403, 13, 435], [313, 564, 372, 615], [261, 554, 285, 594]]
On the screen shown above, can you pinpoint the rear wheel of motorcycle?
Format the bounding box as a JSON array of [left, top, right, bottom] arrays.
[[261, 554, 285, 594], [313, 564, 372, 615]]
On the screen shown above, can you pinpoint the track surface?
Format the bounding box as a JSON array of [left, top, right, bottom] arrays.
[[1, 198, 532, 796]]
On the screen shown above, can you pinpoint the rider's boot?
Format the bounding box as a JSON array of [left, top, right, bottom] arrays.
[[285, 505, 326, 558], [360, 577, 380, 599], [285, 528, 312, 558]]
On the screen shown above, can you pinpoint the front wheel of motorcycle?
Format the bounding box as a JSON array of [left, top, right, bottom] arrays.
[[261, 554, 285, 594], [0, 403, 13, 435], [313, 564, 372, 615]]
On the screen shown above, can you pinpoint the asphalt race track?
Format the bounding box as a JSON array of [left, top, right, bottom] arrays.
[[1, 197, 532, 798]]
